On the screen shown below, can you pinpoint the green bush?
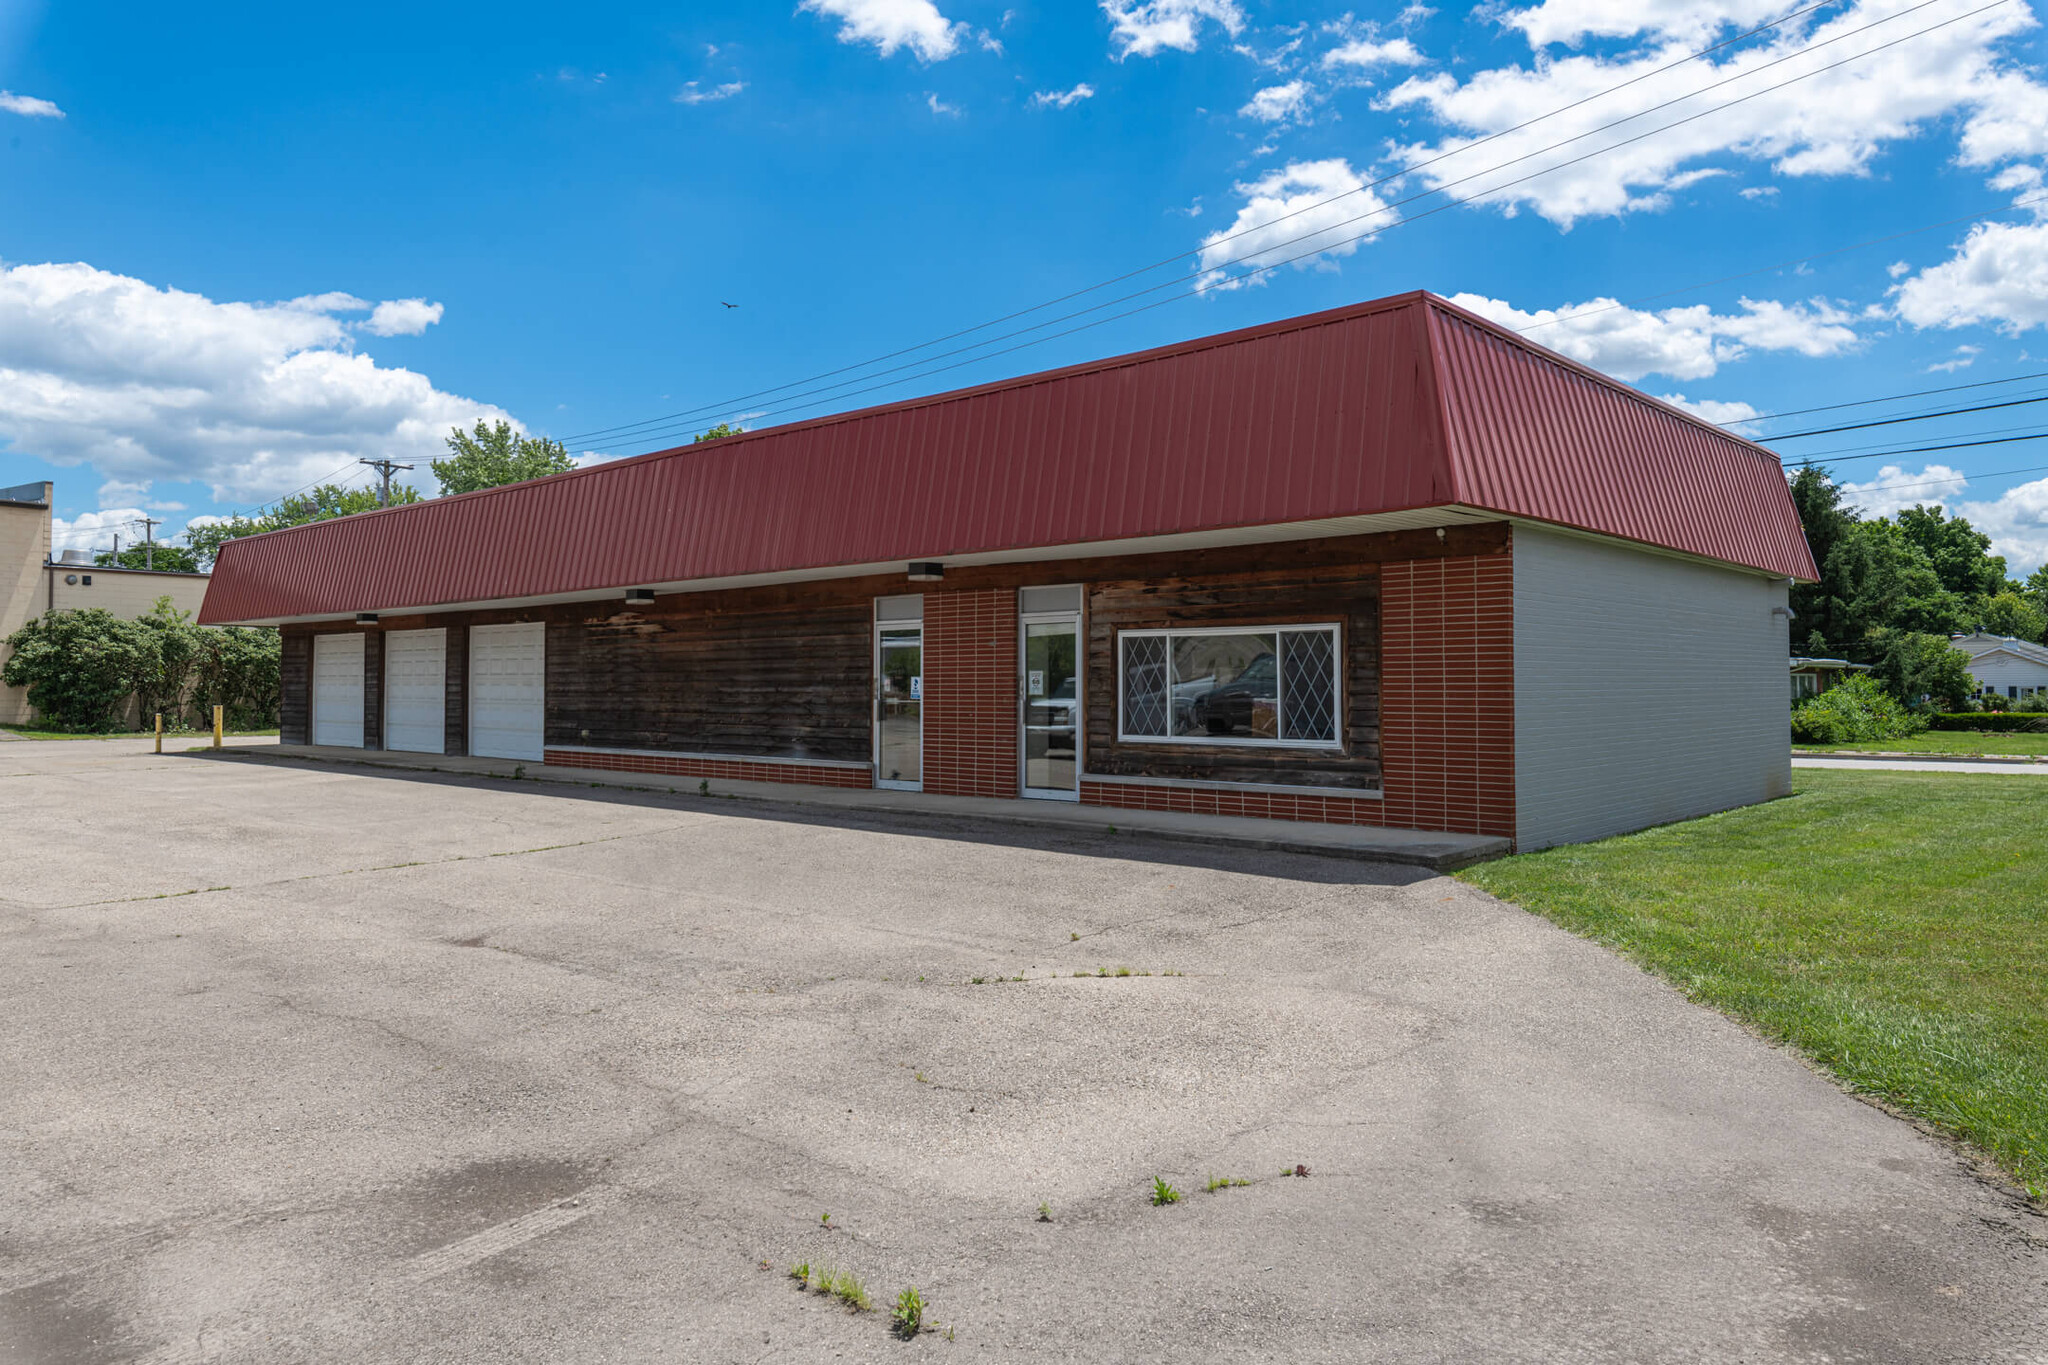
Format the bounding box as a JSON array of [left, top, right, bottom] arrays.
[[1791, 675, 1928, 744], [2, 608, 152, 731], [2, 599, 280, 732], [1927, 711, 2048, 733]]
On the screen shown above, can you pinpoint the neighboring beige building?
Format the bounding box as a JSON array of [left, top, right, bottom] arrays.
[[1, 481, 212, 725]]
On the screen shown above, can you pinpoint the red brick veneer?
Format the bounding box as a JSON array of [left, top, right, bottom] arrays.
[[1079, 781, 1385, 824], [922, 588, 1020, 798], [1076, 550, 1515, 839], [1376, 552, 1515, 838], [544, 749, 871, 788]]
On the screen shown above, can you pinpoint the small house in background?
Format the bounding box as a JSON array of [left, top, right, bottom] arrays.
[[1950, 631, 2048, 701], [0, 481, 212, 726], [1789, 657, 1871, 700], [200, 292, 1816, 852]]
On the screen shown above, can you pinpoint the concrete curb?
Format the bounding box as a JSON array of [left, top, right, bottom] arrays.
[[1792, 748, 2048, 766], [181, 745, 1510, 872]]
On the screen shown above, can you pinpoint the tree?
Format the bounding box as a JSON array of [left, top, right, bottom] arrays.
[[1974, 590, 2047, 643], [1868, 629, 1976, 710], [433, 419, 575, 494], [1896, 504, 2007, 599], [186, 482, 421, 569], [95, 543, 202, 573], [130, 596, 202, 725], [1811, 520, 1965, 656], [694, 422, 744, 443], [191, 626, 282, 729], [1787, 465, 1860, 653], [2025, 564, 2048, 615]]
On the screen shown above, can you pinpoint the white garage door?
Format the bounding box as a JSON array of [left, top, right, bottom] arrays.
[[470, 622, 545, 761], [311, 632, 366, 748], [383, 628, 447, 754]]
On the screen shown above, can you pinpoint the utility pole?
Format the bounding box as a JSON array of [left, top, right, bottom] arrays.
[[358, 458, 414, 508], [137, 515, 161, 570]]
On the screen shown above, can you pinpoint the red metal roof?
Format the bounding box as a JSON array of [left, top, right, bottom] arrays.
[[199, 291, 1815, 624]]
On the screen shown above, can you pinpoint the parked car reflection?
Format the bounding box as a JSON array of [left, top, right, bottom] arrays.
[[1181, 651, 1279, 738]]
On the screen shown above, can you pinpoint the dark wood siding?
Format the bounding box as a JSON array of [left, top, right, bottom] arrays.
[[362, 629, 384, 750], [279, 627, 311, 745], [1084, 564, 1382, 791], [443, 621, 467, 756], [544, 587, 872, 761]]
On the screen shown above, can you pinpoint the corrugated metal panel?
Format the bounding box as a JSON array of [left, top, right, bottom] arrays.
[[1425, 300, 1816, 581], [200, 290, 1814, 625]]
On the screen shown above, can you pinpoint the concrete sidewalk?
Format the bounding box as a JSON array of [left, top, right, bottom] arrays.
[[1794, 754, 2048, 775], [191, 741, 1513, 870]]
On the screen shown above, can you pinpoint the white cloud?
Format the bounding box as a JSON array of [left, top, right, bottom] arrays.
[[1893, 219, 2048, 333], [0, 91, 64, 118], [1379, 0, 2048, 229], [1030, 83, 1097, 109], [675, 80, 746, 104], [1838, 463, 1970, 520], [1960, 475, 2048, 571], [1927, 344, 1983, 372], [1658, 393, 1761, 425], [0, 261, 511, 506], [1198, 159, 1396, 288], [1739, 185, 1779, 199], [800, 0, 966, 62], [97, 478, 149, 507], [1102, 0, 1246, 58], [50, 508, 152, 555], [1240, 80, 1312, 123], [927, 92, 962, 116], [1503, 0, 1786, 49], [1321, 36, 1425, 69], [362, 298, 444, 337], [1449, 291, 1858, 381]]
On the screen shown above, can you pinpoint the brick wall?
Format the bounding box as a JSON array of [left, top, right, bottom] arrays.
[[1377, 551, 1515, 838], [544, 749, 871, 788], [1079, 781, 1386, 825], [923, 587, 1019, 798]]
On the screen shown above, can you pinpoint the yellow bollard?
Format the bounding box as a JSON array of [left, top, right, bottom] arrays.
[[213, 704, 224, 749], [154, 712, 162, 754]]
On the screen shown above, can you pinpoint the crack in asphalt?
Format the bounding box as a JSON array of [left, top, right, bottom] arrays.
[[43, 822, 704, 912]]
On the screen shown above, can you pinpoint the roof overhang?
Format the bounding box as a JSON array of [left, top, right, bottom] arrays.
[[216, 506, 1507, 626]]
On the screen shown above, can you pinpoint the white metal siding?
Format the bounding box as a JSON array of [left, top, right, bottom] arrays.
[[1513, 526, 1790, 850], [1966, 650, 2048, 696], [311, 633, 366, 749], [470, 622, 545, 761], [383, 628, 447, 753]]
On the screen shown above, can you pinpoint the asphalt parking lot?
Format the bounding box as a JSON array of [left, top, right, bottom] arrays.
[[3, 738, 2043, 1364]]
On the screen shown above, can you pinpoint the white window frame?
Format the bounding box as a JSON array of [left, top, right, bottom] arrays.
[[1116, 623, 1343, 750]]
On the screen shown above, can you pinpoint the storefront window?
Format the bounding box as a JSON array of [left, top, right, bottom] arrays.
[[1118, 625, 1340, 747]]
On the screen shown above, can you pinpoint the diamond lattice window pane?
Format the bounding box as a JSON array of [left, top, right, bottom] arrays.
[[1121, 635, 1169, 737], [1280, 630, 1337, 743]]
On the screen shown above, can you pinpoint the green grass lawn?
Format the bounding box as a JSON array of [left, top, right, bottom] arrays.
[[1795, 730, 2048, 757], [1460, 769, 2047, 1200]]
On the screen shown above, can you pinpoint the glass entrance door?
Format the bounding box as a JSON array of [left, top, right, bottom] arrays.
[[1022, 617, 1079, 799], [876, 626, 922, 791]]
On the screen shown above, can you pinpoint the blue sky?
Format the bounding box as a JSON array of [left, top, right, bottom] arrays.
[[4, 0, 2048, 569]]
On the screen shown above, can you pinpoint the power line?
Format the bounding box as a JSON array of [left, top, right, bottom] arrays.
[[1732, 368, 2048, 425], [557, 0, 1843, 448], [584, 0, 2015, 454], [1767, 392, 2048, 440], [561, 0, 1964, 449], [1778, 429, 2048, 463]]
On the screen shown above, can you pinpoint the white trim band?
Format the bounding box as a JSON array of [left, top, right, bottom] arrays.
[[545, 745, 870, 771]]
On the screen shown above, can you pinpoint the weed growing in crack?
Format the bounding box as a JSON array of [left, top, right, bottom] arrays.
[[890, 1286, 925, 1338], [1036, 1201, 1053, 1222], [1070, 931, 1079, 941], [1151, 1176, 1182, 1206], [1204, 1174, 1251, 1193]]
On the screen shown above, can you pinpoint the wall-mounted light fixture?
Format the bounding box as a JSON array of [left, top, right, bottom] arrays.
[[907, 562, 945, 582], [356, 612, 379, 624], [625, 588, 656, 605]]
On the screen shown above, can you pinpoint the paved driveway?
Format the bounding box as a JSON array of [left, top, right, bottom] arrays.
[[3, 739, 2043, 1363]]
